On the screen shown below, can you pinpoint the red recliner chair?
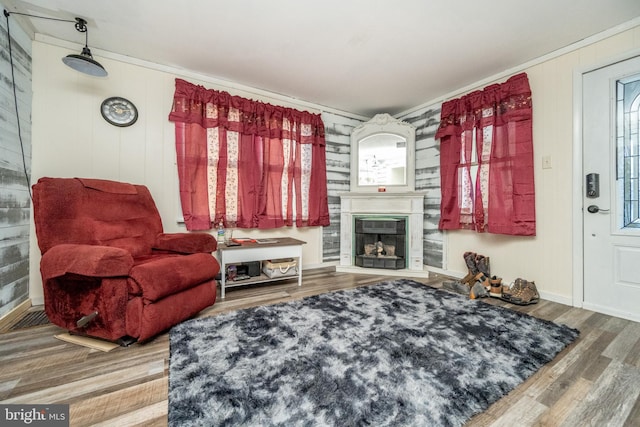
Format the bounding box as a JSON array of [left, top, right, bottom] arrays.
[[32, 177, 220, 344]]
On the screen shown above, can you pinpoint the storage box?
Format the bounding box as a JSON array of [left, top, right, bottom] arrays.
[[242, 261, 261, 277], [262, 258, 298, 278]]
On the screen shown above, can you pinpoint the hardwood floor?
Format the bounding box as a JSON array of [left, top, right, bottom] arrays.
[[1, 268, 639, 426]]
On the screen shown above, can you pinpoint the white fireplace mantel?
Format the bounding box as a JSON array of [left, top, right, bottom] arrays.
[[337, 191, 426, 276]]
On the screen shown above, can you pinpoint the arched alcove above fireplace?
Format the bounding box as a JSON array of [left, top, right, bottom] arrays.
[[350, 113, 416, 193]]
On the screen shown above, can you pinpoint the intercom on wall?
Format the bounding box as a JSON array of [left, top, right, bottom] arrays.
[[586, 173, 599, 198]]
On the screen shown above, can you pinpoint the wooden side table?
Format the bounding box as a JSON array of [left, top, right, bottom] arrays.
[[215, 237, 306, 298]]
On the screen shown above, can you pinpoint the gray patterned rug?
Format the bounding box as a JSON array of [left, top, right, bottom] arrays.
[[169, 279, 578, 426]]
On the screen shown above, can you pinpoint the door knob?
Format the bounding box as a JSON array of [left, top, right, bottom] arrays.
[[587, 205, 610, 213]]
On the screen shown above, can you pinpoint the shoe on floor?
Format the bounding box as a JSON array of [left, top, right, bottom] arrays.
[[489, 276, 502, 298], [463, 251, 479, 275], [509, 280, 540, 305], [501, 278, 526, 301], [470, 281, 489, 299], [475, 254, 491, 277], [442, 281, 470, 296], [460, 271, 476, 285]]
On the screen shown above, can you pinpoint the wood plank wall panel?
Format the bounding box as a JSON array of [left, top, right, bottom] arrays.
[[321, 112, 364, 262], [398, 105, 443, 268], [0, 14, 32, 318]]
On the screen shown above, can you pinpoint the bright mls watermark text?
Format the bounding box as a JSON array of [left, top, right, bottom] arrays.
[[1, 404, 69, 426]]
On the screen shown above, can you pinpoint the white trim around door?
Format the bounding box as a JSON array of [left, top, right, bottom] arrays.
[[572, 47, 640, 320]]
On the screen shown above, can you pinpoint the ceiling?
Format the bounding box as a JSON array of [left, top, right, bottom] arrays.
[[5, 0, 640, 117]]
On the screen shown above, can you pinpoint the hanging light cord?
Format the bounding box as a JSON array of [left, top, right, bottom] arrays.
[[3, 9, 33, 201], [4, 10, 76, 24], [3, 10, 89, 201]]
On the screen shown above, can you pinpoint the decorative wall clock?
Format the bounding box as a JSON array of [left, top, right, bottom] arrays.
[[100, 97, 138, 127]]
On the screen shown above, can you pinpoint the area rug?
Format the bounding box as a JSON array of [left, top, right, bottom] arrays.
[[169, 279, 579, 426]]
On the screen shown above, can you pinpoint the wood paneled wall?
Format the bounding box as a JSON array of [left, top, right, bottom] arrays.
[[0, 11, 32, 318], [321, 108, 444, 269], [398, 106, 443, 268], [321, 112, 364, 262]]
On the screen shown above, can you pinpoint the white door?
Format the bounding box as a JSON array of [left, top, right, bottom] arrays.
[[583, 55, 640, 322]]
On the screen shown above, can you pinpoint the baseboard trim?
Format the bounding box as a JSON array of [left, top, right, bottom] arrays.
[[537, 291, 573, 307], [302, 261, 338, 270], [427, 266, 461, 278], [582, 302, 640, 323], [0, 299, 32, 331], [335, 265, 430, 278]]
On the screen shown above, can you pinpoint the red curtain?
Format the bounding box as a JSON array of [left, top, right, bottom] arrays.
[[169, 79, 329, 231], [435, 72, 535, 236]]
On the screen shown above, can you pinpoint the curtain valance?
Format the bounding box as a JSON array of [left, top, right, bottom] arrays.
[[436, 73, 532, 139], [169, 79, 325, 145]]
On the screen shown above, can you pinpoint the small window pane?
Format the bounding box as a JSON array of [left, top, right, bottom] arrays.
[[618, 74, 640, 228]]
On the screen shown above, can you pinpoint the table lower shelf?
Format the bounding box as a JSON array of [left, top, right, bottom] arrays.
[[221, 273, 299, 289]]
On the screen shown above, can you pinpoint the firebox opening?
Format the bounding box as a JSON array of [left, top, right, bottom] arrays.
[[354, 217, 407, 269]]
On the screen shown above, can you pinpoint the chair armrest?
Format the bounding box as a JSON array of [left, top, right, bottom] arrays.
[[41, 244, 134, 281], [153, 233, 217, 254]]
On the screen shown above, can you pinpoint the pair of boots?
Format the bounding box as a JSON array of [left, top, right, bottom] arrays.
[[463, 251, 490, 278], [443, 252, 500, 299], [463, 252, 503, 299]]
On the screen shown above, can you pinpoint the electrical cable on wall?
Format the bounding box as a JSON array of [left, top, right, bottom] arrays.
[[3, 8, 108, 203], [3, 9, 32, 201]]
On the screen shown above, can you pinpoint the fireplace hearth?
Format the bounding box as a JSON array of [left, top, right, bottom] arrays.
[[355, 217, 406, 269]]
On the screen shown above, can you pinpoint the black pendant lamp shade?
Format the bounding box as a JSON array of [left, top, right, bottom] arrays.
[[62, 18, 108, 77], [63, 46, 108, 77]]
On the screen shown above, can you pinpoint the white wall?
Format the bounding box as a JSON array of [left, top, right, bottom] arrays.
[[443, 24, 640, 305], [27, 40, 336, 304]]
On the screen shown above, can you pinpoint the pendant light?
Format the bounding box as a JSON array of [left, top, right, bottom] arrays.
[[4, 10, 108, 77], [62, 18, 108, 77]]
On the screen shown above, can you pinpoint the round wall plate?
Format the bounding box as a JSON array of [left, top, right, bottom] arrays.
[[101, 97, 138, 127]]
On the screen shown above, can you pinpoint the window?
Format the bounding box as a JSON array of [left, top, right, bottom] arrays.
[[617, 74, 640, 228], [436, 73, 536, 236], [168, 79, 330, 231]]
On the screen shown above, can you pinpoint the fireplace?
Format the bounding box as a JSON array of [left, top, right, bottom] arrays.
[[355, 217, 406, 269], [337, 191, 426, 274]]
